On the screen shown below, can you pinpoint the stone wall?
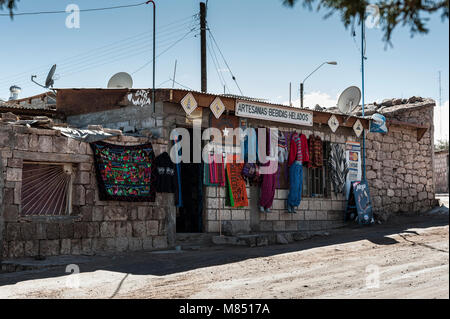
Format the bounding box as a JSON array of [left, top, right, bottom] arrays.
[[0, 123, 175, 260], [434, 150, 449, 193], [365, 105, 437, 221], [203, 122, 357, 235]]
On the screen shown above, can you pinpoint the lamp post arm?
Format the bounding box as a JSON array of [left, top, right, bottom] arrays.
[[302, 62, 326, 84]]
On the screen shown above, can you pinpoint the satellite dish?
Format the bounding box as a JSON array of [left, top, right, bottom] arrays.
[[337, 86, 361, 115], [107, 72, 133, 89], [31, 64, 57, 89]]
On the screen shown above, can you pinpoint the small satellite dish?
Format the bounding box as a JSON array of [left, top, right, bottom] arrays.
[[337, 86, 361, 115], [31, 64, 57, 89], [107, 72, 133, 89], [45, 64, 57, 88]]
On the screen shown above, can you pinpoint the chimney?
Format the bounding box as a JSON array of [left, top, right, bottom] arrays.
[[9, 85, 21, 100]]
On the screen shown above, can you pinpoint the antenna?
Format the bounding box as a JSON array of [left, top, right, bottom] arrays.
[[337, 86, 361, 122], [107, 72, 133, 88], [172, 60, 177, 89], [31, 64, 57, 89]]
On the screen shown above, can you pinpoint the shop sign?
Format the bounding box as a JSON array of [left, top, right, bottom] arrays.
[[210, 97, 225, 119], [328, 114, 339, 132], [235, 101, 313, 126], [353, 119, 363, 137], [180, 92, 198, 115]]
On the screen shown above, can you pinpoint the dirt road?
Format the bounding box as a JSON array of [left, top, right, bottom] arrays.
[[0, 212, 448, 299]]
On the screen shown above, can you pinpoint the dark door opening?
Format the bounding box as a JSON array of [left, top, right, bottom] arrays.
[[175, 128, 204, 233]]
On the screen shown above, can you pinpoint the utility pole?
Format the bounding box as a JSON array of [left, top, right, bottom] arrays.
[[200, 2, 207, 93]]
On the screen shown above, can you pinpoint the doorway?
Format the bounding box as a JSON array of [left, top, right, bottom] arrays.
[[175, 127, 204, 233]]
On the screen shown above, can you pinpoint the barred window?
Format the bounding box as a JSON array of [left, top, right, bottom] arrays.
[[303, 141, 331, 198], [20, 163, 73, 216]]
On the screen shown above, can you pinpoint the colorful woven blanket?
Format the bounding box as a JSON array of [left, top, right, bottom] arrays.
[[91, 141, 156, 202]]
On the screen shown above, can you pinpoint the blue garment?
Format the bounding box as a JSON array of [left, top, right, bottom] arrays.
[[242, 128, 258, 163], [287, 161, 303, 208]]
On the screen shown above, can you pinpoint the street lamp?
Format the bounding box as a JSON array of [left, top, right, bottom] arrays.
[[300, 61, 337, 108]]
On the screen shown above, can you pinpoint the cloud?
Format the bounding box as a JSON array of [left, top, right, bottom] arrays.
[[284, 91, 338, 108], [434, 100, 449, 142], [283, 91, 338, 108]]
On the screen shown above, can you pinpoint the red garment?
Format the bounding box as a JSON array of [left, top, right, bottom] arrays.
[[307, 135, 323, 168], [288, 133, 310, 166], [300, 133, 310, 165], [288, 133, 299, 166]]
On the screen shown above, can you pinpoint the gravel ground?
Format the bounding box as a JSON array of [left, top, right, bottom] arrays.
[[0, 210, 448, 299]]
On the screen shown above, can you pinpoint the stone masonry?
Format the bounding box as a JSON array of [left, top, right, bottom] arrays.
[[365, 103, 438, 221], [0, 123, 176, 260], [203, 124, 355, 235]]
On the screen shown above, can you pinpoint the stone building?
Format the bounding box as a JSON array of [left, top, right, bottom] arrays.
[[434, 150, 449, 193], [0, 89, 438, 259]]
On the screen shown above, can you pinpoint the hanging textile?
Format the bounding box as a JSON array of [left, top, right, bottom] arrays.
[[91, 141, 156, 202], [329, 143, 348, 195], [276, 131, 292, 189], [225, 154, 248, 207], [203, 153, 225, 186], [259, 128, 278, 210], [173, 131, 183, 207], [209, 153, 225, 186], [242, 127, 258, 163], [154, 152, 177, 193], [308, 135, 323, 168]]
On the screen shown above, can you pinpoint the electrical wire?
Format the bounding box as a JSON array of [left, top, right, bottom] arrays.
[[0, 15, 199, 86], [207, 27, 243, 96], [59, 31, 198, 81], [132, 28, 198, 74], [207, 35, 229, 94], [0, 2, 148, 16], [170, 79, 193, 90], [2, 33, 193, 89]]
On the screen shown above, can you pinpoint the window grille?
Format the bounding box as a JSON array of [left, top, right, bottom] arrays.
[[302, 141, 331, 198], [20, 163, 72, 216]]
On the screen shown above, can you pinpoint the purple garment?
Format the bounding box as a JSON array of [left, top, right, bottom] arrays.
[[259, 128, 278, 209], [259, 162, 277, 209]]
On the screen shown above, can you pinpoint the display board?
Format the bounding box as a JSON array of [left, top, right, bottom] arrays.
[[346, 180, 374, 225]]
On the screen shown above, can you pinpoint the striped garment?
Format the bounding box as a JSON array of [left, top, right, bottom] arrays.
[[291, 132, 303, 162]]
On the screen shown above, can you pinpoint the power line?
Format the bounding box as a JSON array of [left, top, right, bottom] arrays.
[[0, 15, 199, 86], [170, 78, 193, 91], [207, 27, 243, 96], [0, 15, 197, 78], [0, 2, 147, 17], [132, 28, 198, 75], [207, 35, 229, 94], [56, 32, 198, 82]]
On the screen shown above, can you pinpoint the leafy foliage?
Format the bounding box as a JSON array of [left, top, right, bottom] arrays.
[[435, 139, 449, 151], [282, 0, 449, 44], [0, 0, 17, 18]]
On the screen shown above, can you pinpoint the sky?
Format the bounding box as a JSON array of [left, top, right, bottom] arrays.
[[0, 0, 448, 140]]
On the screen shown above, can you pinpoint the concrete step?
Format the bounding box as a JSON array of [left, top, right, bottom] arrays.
[[212, 231, 331, 248], [175, 233, 214, 249]]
